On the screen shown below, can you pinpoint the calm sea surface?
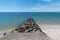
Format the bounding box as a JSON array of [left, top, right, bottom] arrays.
[[0, 12, 60, 30]]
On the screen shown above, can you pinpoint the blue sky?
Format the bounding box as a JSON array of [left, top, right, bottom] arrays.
[[0, 0, 60, 12]]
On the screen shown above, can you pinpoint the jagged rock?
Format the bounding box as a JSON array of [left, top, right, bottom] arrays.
[[14, 18, 43, 33], [3, 33, 6, 36], [0, 18, 53, 40]]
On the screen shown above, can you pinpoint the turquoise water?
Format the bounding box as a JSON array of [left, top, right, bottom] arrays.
[[0, 12, 60, 30]]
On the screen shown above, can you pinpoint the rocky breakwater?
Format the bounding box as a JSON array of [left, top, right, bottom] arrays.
[[0, 18, 53, 40]]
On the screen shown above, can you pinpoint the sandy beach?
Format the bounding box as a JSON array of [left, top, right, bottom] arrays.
[[40, 24, 60, 40], [0, 24, 60, 40], [0, 30, 52, 40]]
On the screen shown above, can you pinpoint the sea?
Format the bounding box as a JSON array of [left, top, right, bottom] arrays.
[[0, 12, 60, 31]]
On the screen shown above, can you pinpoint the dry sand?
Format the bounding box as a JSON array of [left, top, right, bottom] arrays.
[[0, 32, 52, 40], [40, 24, 60, 40], [0, 24, 60, 40]]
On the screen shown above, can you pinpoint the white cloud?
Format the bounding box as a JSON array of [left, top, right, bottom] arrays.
[[25, 2, 60, 12], [11, 0, 17, 7], [26, 4, 60, 12], [49, 3, 60, 6], [12, 1, 16, 6], [43, 0, 52, 2]]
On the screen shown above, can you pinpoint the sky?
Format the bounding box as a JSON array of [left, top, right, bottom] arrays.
[[0, 0, 60, 12]]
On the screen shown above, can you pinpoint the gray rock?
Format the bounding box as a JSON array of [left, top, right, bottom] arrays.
[[0, 18, 53, 40], [14, 18, 43, 33]]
